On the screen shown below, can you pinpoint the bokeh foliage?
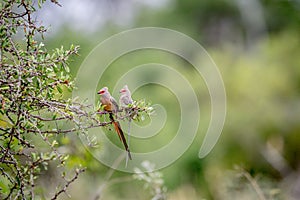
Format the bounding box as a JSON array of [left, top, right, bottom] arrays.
[[51, 0, 299, 199]]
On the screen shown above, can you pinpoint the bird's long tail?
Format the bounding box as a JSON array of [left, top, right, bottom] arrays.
[[109, 113, 132, 160], [125, 119, 132, 167]]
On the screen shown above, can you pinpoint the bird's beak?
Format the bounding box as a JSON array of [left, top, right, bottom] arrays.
[[119, 89, 125, 93], [97, 90, 103, 94]]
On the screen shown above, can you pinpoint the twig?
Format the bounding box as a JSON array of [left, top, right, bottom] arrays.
[[27, 121, 112, 134], [51, 168, 86, 200], [241, 170, 267, 200]]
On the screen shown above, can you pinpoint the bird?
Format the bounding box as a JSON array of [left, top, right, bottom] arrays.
[[97, 87, 132, 160], [119, 85, 134, 166], [119, 85, 133, 108]]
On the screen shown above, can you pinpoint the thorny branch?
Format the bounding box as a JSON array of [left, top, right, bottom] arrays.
[[0, 0, 103, 199], [51, 168, 86, 200]]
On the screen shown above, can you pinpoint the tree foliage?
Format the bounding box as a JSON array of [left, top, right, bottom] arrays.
[[0, 0, 101, 199]]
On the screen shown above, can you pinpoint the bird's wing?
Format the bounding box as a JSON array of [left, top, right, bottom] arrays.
[[110, 96, 119, 112]]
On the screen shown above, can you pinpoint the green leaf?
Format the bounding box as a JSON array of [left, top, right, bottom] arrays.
[[51, 140, 58, 147], [65, 66, 70, 73], [57, 85, 63, 93]]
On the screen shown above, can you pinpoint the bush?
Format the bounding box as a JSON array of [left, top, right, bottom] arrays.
[[0, 1, 97, 199]]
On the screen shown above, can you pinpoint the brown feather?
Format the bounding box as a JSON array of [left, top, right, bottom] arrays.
[[109, 113, 132, 160]]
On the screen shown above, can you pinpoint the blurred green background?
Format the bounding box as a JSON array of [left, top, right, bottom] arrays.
[[38, 0, 300, 199]]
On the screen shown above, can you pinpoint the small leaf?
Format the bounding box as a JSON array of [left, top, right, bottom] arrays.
[[57, 85, 63, 93], [51, 140, 58, 147]]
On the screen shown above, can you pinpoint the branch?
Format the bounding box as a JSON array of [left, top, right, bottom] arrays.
[[51, 168, 85, 200], [239, 168, 267, 200], [27, 121, 112, 134]]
